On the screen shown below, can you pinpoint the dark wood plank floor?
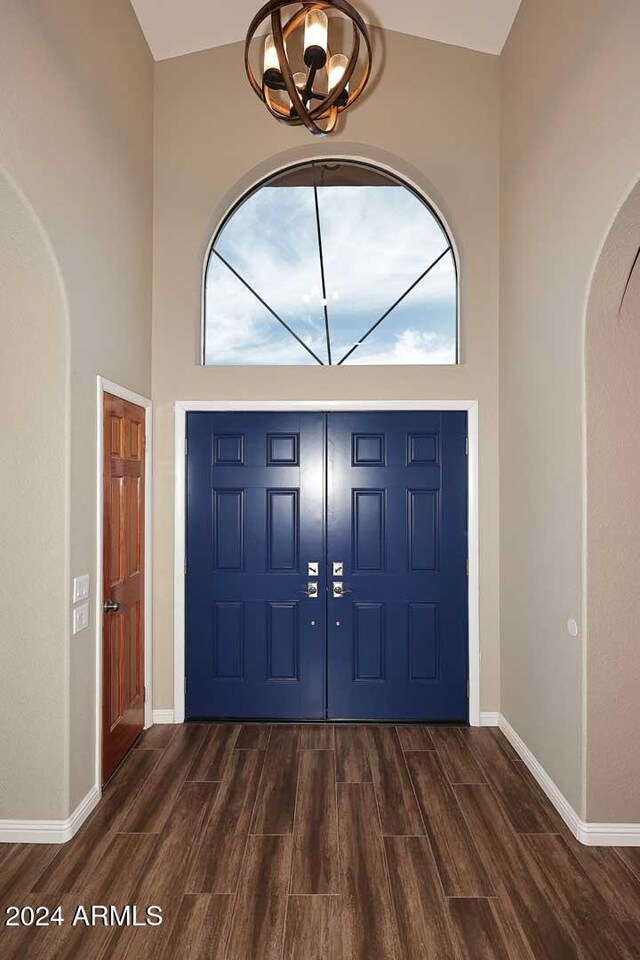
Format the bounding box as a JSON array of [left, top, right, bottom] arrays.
[[2, 723, 640, 959]]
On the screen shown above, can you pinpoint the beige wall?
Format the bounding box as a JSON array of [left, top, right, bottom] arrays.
[[0, 1, 153, 816], [152, 30, 501, 713], [0, 171, 69, 820], [501, 0, 640, 815], [586, 182, 640, 822]]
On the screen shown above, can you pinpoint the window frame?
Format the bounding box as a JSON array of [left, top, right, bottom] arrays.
[[201, 158, 460, 367]]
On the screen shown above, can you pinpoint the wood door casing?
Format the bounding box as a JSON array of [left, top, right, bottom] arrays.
[[102, 393, 145, 784]]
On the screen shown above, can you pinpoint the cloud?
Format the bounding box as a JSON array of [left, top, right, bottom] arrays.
[[205, 182, 457, 365], [346, 329, 456, 366]]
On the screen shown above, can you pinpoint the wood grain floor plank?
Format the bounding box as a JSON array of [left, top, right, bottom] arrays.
[[235, 724, 272, 749], [187, 724, 241, 781], [395, 725, 435, 751], [0, 894, 119, 960], [251, 725, 300, 835], [448, 898, 514, 960], [298, 724, 335, 749], [283, 896, 341, 960], [384, 835, 459, 960], [187, 748, 265, 894], [430, 726, 487, 783], [119, 724, 207, 833], [556, 833, 640, 922], [337, 782, 397, 960], [33, 747, 161, 894], [624, 922, 640, 942], [617, 848, 640, 884], [0, 844, 59, 903], [108, 781, 220, 960], [510, 760, 567, 834], [7, 721, 640, 960], [406, 751, 493, 897], [464, 728, 558, 834], [134, 781, 221, 902], [366, 726, 425, 836], [454, 783, 576, 960], [490, 728, 521, 761], [135, 724, 178, 750], [159, 894, 233, 960], [225, 834, 292, 960], [522, 834, 640, 960], [335, 726, 372, 783], [80, 833, 157, 902], [0, 894, 57, 960], [290, 750, 339, 894]]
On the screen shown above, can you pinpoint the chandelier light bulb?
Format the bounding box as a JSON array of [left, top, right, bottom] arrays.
[[263, 34, 283, 89], [304, 9, 328, 68], [263, 34, 279, 71], [329, 53, 350, 106]]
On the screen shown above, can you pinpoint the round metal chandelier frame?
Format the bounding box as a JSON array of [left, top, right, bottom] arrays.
[[244, 0, 372, 136]]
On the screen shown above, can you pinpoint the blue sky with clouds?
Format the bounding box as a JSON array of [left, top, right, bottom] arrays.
[[204, 184, 457, 365]]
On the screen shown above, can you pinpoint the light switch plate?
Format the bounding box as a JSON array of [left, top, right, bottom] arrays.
[[73, 574, 90, 604], [73, 603, 90, 635]]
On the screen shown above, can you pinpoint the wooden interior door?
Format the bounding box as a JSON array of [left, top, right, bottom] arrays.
[[102, 393, 145, 783]]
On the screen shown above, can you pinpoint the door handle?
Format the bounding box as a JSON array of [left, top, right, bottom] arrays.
[[103, 599, 121, 614], [332, 581, 353, 598], [300, 582, 319, 598]]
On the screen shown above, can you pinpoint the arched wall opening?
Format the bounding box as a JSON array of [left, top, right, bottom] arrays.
[[585, 178, 640, 822], [0, 168, 70, 820]]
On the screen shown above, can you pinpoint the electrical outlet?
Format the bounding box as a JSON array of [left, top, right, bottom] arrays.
[[73, 574, 90, 603], [73, 603, 90, 635]]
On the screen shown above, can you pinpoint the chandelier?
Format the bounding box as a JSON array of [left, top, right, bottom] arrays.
[[244, 0, 372, 136]]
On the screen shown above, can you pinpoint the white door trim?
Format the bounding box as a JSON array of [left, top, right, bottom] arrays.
[[173, 399, 480, 726], [96, 377, 153, 796]]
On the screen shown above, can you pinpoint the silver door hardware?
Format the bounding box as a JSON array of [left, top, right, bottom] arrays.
[[311, 620, 316, 626], [336, 621, 341, 626], [332, 561, 344, 576], [103, 599, 121, 614], [332, 581, 353, 598], [307, 561, 319, 577], [300, 582, 319, 598]]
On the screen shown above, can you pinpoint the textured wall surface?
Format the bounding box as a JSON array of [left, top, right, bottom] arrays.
[[501, 0, 640, 815], [0, 0, 153, 816], [152, 30, 501, 716], [586, 182, 640, 822]]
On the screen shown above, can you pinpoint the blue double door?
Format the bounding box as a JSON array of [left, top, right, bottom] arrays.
[[186, 411, 468, 722]]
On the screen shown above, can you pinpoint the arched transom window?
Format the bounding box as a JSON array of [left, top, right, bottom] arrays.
[[203, 160, 458, 366]]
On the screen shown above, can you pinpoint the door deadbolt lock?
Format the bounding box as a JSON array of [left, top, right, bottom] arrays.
[[307, 561, 319, 577], [332, 561, 344, 577]]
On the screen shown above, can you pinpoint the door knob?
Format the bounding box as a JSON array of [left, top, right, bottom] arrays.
[[300, 582, 319, 598], [103, 599, 121, 614], [332, 581, 353, 598]]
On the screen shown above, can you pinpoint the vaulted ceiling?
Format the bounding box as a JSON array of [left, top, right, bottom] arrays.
[[129, 0, 523, 62]]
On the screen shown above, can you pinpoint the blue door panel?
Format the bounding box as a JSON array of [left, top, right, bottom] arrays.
[[186, 410, 468, 722], [326, 411, 468, 721], [186, 412, 325, 719]]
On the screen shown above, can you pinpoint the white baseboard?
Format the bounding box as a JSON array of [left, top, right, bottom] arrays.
[[497, 713, 640, 847], [152, 709, 175, 724], [0, 783, 101, 845], [480, 711, 500, 726]]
